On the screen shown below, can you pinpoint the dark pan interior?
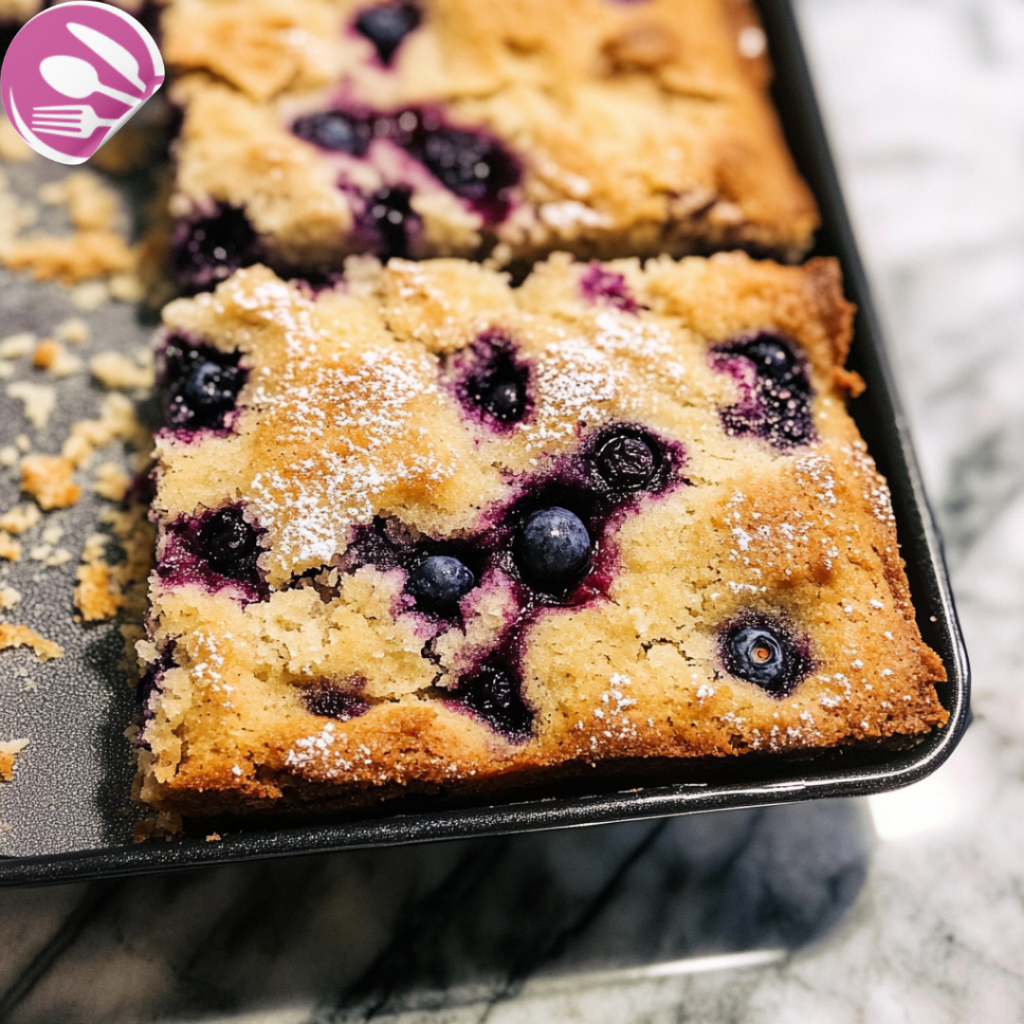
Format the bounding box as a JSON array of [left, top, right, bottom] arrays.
[[0, 0, 969, 886]]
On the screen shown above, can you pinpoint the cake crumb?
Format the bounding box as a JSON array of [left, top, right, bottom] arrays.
[[0, 533, 21, 562], [21, 454, 81, 510], [205, 832, 222, 842], [33, 339, 84, 377], [0, 446, 18, 467], [69, 280, 111, 311], [2, 231, 136, 284], [0, 332, 35, 359], [0, 503, 41, 534], [93, 462, 132, 501], [74, 560, 125, 621], [7, 381, 56, 428], [54, 317, 90, 346], [0, 739, 29, 782], [90, 351, 154, 391], [63, 393, 150, 467], [108, 273, 145, 304], [16, 434, 30, 453], [0, 585, 21, 610], [0, 624, 63, 660]]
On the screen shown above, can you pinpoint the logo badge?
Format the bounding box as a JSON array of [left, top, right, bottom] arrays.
[[0, 1, 163, 165]]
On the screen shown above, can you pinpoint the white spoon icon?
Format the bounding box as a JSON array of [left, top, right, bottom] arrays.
[[39, 54, 140, 106]]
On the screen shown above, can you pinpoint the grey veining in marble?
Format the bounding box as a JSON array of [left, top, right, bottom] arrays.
[[4, 0, 1024, 1020]]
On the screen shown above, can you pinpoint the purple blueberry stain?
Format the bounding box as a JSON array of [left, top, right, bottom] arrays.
[[353, 1, 422, 66], [159, 334, 247, 434], [291, 105, 521, 224], [580, 265, 640, 314], [171, 205, 263, 293], [158, 504, 268, 602], [447, 660, 533, 741], [335, 424, 685, 739], [719, 612, 814, 698], [449, 332, 532, 432], [301, 679, 370, 721], [709, 332, 816, 450]]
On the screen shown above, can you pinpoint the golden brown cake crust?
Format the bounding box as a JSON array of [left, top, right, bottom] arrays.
[[163, 0, 818, 280], [137, 254, 947, 817]]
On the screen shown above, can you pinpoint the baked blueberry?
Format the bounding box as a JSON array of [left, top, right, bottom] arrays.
[[454, 663, 532, 739], [517, 507, 591, 589], [354, 1, 422, 65], [721, 617, 813, 697], [455, 334, 531, 429], [406, 555, 475, 612], [171, 206, 261, 293], [363, 186, 419, 259], [163, 340, 246, 432], [292, 110, 371, 156], [711, 332, 815, 450], [406, 124, 520, 220], [595, 433, 657, 491], [302, 683, 369, 721], [198, 507, 262, 581]]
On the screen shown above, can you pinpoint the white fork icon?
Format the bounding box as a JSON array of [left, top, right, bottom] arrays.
[[30, 105, 120, 138]]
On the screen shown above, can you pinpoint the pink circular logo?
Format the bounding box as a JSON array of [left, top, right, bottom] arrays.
[[0, 1, 164, 165]]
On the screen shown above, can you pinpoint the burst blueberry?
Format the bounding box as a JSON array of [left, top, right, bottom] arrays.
[[354, 1, 422, 65], [163, 340, 246, 432], [171, 206, 261, 292], [198, 507, 262, 581], [517, 507, 592, 589], [710, 332, 815, 450], [406, 555, 475, 612], [595, 434, 657, 491], [406, 125, 520, 220], [292, 110, 371, 156], [454, 663, 532, 739], [302, 683, 369, 721], [363, 186, 418, 259]]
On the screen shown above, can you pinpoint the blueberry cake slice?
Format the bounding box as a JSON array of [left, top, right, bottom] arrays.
[[135, 253, 948, 817], [162, 0, 818, 291]]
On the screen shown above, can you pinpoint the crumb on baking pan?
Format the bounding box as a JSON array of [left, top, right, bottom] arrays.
[[1, 231, 138, 285], [33, 339, 84, 378], [0, 504, 41, 535], [21, 454, 81, 510], [54, 317, 90, 347], [63, 393, 151, 468], [74, 533, 126, 622], [0, 739, 30, 783], [0, 332, 36, 360], [93, 462, 132, 502], [39, 171, 124, 234], [6, 381, 55, 428], [0, 586, 21, 610], [0, 624, 63, 660], [0, 533, 21, 562], [90, 351, 155, 391]]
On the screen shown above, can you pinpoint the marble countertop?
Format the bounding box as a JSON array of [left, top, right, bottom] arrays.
[[3, 0, 1024, 1020]]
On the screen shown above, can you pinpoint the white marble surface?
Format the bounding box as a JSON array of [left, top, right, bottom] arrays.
[[4, 0, 1024, 1020]]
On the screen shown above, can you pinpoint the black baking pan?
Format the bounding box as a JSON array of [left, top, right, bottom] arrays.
[[0, 0, 970, 886]]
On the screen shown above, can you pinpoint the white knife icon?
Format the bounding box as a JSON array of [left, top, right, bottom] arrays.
[[66, 21, 146, 94]]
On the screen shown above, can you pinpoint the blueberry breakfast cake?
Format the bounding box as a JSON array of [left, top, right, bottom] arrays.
[[161, 0, 818, 291], [135, 253, 948, 816]]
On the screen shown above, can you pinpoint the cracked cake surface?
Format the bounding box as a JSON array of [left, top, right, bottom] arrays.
[[161, 0, 818, 289], [135, 253, 947, 816]]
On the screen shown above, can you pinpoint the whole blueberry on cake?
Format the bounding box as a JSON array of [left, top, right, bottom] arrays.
[[135, 253, 947, 817], [160, 0, 818, 289]]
